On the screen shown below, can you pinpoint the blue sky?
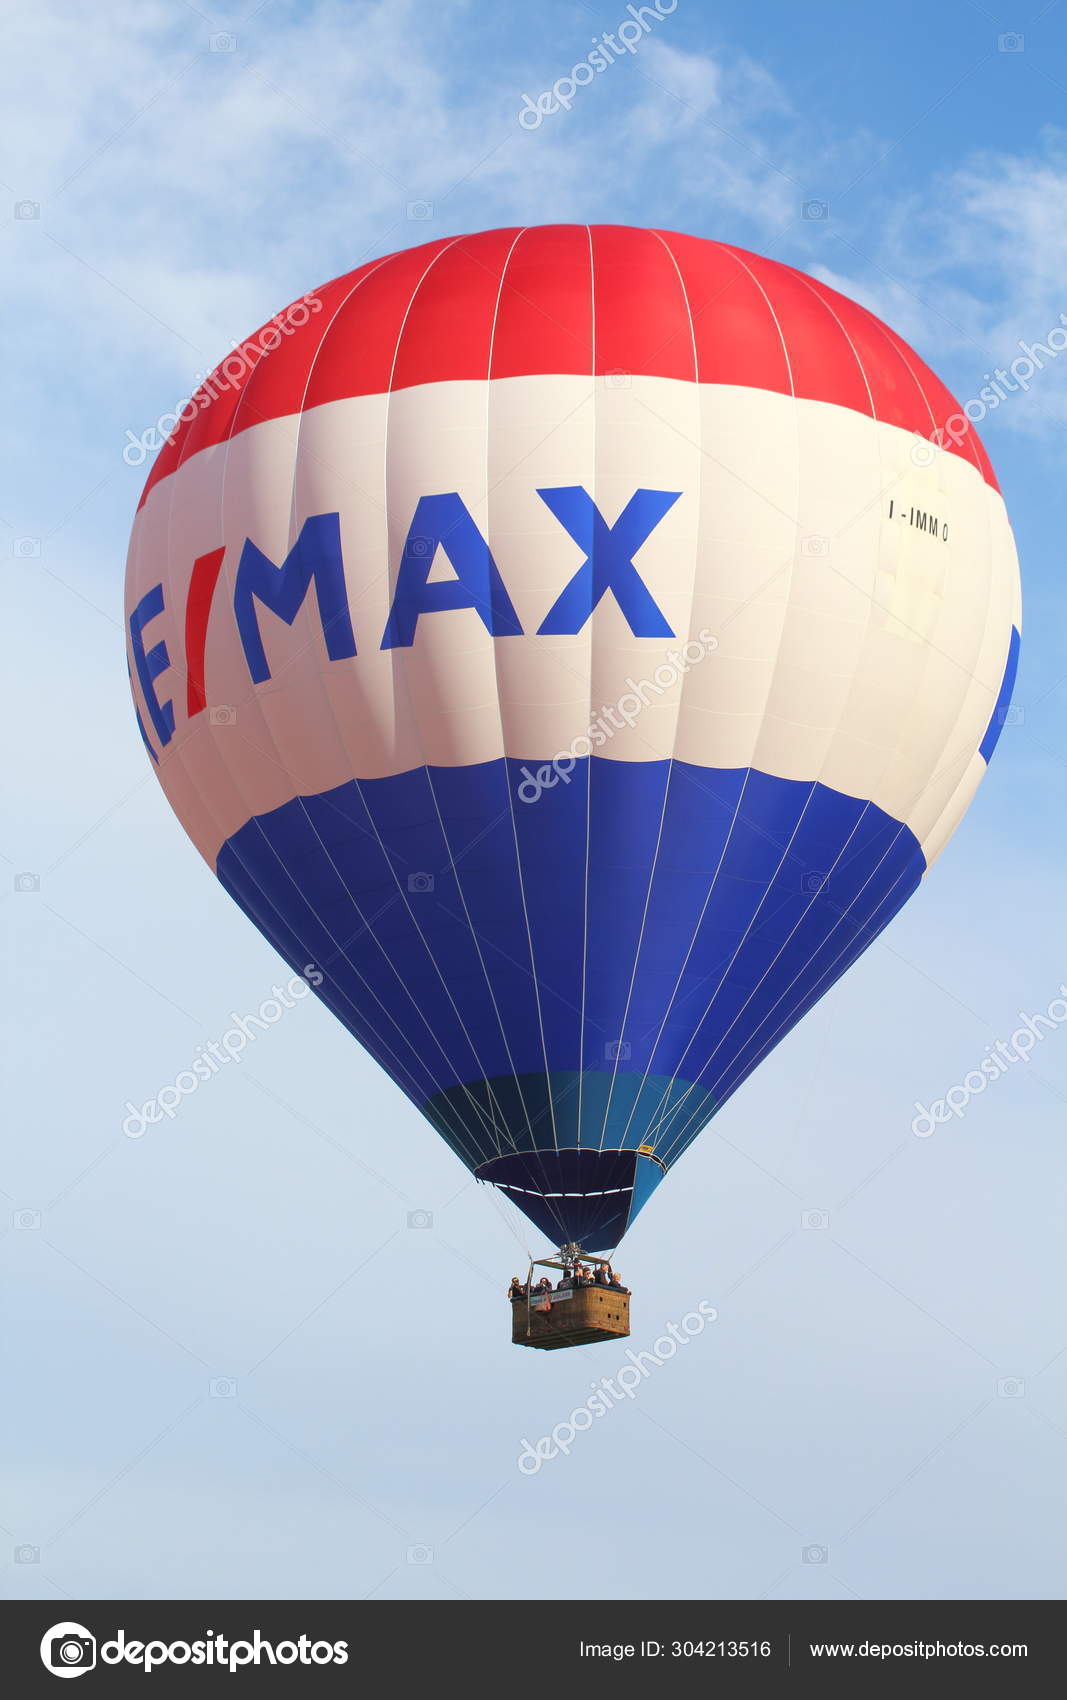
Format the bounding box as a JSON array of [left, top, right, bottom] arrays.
[[3, 0, 1066, 1602]]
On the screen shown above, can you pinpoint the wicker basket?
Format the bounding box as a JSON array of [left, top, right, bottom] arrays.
[[512, 1284, 630, 1350]]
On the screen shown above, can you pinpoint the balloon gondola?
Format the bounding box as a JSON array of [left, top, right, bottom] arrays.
[[126, 225, 1020, 1346], [510, 1248, 630, 1351]]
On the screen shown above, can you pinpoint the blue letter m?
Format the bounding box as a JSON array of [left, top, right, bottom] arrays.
[[235, 513, 356, 684], [536, 486, 679, 636]]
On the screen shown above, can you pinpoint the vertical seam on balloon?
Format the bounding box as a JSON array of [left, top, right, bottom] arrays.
[[174, 254, 384, 864], [332, 783, 521, 1162], [278, 248, 500, 1141], [889, 322, 986, 484], [752, 266, 899, 1060], [360, 233, 524, 1160], [651, 791, 876, 1154], [670, 692, 999, 1159], [177, 253, 497, 1156], [627, 243, 810, 1154], [478, 228, 579, 1231], [792, 270, 931, 847], [914, 481, 1004, 862], [143, 655, 488, 1153], [642, 782, 822, 1149], [149, 322, 276, 890], [150, 323, 496, 1152], [827, 298, 999, 856], [219, 240, 512, 1162], [215, 822, 483, 1160], [196, 247, 502, 1155], [791, 270, 878, 419], [657, 838, 920, 1163], [615, 767, 755, 1152], [179, 248, 396, 711], [400, 232, 564, 1198], [656, 824, 916, 1161], [482, 227, 575, 1197], [723, 246, 809, 788], [574, 223, 596, 1160], [653, 679, 988, 1158], [596, 227, 699, 1157], [606, 252, 885, 1150]]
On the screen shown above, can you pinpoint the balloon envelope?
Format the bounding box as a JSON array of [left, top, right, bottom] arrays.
[[126, 225, 1020, 1250]]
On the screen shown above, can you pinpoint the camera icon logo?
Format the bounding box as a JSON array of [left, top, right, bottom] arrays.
[[15, 1543, 40, 1563], [407, 1544, 434, 1564], [210, 31, 237, 51], [15, 200, 40, 220], [802, 1544, 829, 1564], [210, 1377, 237, 1398], [15, 537, 41, 557], [209, 704, 237, 726], [605, 370, 632, 389], [909, 434, 937, 468], [604, 1040, 631, 1061], [407, 201, 434, 220], [14, 871, 40, 893], [14, 1208, 41, 1230], [996, 1376, 1025, 1398], [998, 704, 1024, 726], [802, 1209, 829, 1231], [997, 32, 1024, 52], [802, 200, 830, 221], [40, 1622, 96, 1678], [802, 870, 828, 895], [407, 536, 433, 558], [802, 534, 830, 557], [408, 872, 434, 894], [407, 1209, 433, 1229]]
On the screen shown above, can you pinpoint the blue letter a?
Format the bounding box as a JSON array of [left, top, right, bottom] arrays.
[[381, 493, 523, 649]]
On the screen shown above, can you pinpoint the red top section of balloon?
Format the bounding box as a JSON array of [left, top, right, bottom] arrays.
[[139, 224, 998, 510]]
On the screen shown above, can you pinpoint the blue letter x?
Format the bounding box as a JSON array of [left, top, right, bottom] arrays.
[[535, 486, 679, 637]]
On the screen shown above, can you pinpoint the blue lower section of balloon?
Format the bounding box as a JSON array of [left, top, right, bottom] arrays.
[[216, 757, 925, 1244], [469, 1138, 669, 1251], [422, 1071, 703, 1248]]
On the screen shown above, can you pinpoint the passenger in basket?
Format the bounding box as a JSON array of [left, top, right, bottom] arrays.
[[555, 1266, 572, 1290], [609, 1270, 629, 1293], [508, 1276, 527, 1302], [594, 1263, 611, 1286]]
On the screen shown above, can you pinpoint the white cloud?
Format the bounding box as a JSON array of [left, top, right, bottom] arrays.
[[811, 135, 1067, 439]]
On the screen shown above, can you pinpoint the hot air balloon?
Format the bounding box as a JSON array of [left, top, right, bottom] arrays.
[[126, 226, 1020, 1348]]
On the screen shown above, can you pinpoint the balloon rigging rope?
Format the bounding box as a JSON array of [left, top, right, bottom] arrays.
[[485, 1179, 535, 1262]]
